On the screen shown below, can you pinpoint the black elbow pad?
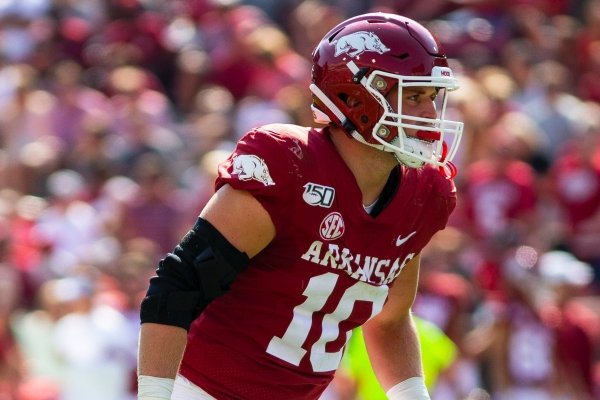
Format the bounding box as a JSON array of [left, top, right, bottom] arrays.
[[140, 218, 249, 330]]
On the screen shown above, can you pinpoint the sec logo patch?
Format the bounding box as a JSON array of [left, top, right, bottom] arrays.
[[319, 212, 345, 240]]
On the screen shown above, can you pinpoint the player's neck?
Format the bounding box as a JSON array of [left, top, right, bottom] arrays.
[[329, 127, 397, 206]]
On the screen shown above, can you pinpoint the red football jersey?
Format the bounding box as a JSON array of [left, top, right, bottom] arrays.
[[179, 124, 456, 399]]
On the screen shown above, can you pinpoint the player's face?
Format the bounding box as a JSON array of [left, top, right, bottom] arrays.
[[387, 85, 439, 138]]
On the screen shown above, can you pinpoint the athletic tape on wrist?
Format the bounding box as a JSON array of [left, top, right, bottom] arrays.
[[138, 375, 175, 400], [386, 376, 431, 400]]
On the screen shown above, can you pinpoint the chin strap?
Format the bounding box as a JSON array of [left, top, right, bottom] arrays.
[[441, 161, 458, 179], [438, 141, 457, 179]]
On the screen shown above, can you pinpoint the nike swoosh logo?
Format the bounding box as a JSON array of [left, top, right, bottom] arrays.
[[396, 231, 416, 246]]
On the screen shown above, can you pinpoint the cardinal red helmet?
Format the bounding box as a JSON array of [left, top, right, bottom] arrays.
[[310, 13, 464, 168]]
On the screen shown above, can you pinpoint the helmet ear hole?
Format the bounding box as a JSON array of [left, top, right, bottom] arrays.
[[337, 93, 349, 103], [341, 94, 362, 108], [361, 115, 368, 123]]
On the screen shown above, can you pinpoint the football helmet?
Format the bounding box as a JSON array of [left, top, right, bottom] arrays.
[[310, 13, 464, 168]]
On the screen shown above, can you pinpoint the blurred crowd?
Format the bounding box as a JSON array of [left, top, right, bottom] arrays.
[[0, 0, 599, 399]]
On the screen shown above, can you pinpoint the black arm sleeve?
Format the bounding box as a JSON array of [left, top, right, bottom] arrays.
[[139, 218, 249, 331]]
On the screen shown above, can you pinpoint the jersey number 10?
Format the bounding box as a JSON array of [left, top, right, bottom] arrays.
[[266, 272, 388, 372]]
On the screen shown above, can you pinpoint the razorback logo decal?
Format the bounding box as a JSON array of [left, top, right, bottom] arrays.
[[232, 154, 275, 186], [333, 31, 390, 57]]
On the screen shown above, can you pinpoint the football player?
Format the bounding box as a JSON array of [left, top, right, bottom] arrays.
[[137, 12, 464, 400]]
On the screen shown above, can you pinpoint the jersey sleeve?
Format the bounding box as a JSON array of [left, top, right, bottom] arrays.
[[215, 127, 296, 227]]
